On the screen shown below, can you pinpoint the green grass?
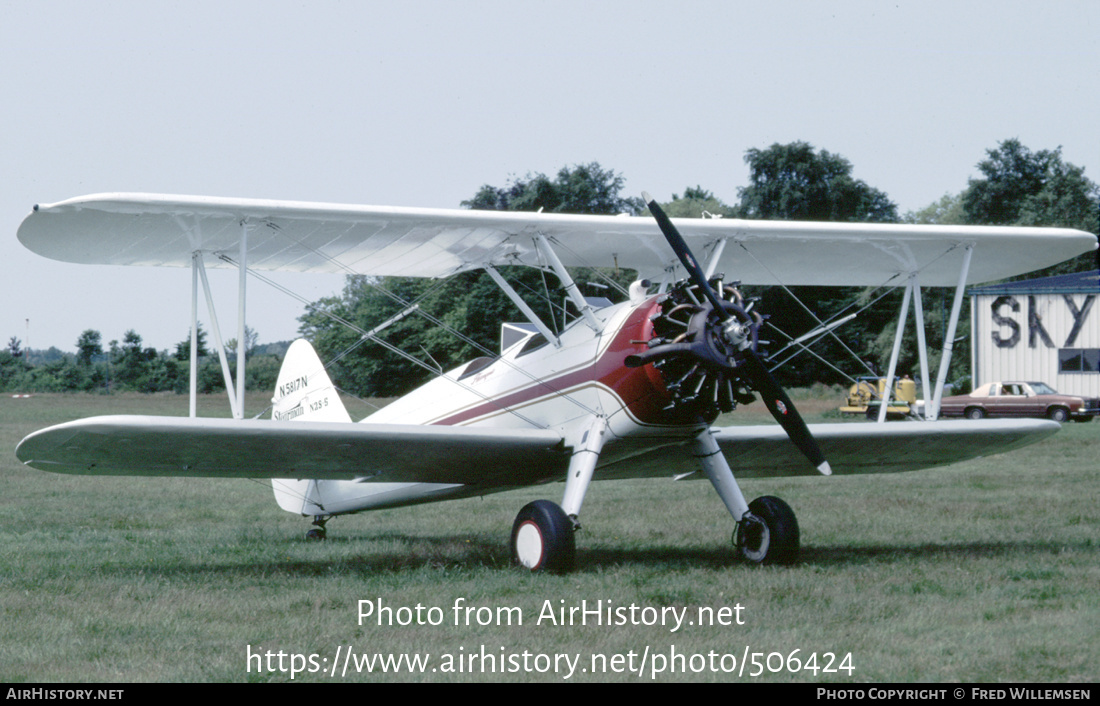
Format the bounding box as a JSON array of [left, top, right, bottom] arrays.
[[1, 391, 1097, 682]]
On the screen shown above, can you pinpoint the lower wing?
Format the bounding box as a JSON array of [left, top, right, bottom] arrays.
[[16, 416, 1056, 486], [596, 419, 1060, 479]]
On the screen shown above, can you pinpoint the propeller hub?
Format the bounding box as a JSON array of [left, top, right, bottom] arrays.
[[720, 317, 753, 352]]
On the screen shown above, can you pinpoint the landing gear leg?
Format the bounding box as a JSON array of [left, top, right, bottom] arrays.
[[692, 428, 751, 522], [692, 428, 801, 564], [305, 515, 329, 541], [511, 416, 606, 573]]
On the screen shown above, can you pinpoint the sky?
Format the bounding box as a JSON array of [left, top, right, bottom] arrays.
[[2, 0, 1097, 353]]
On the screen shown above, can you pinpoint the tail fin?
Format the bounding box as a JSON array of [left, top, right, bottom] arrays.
[[271, 339, 349, 515], [272, 339, 351, 424]]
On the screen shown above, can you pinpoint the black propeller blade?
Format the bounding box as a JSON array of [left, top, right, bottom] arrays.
[[641, 192, 832, 476]]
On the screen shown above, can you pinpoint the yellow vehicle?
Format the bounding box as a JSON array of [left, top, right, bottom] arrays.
[[839, 377, 918, 419]]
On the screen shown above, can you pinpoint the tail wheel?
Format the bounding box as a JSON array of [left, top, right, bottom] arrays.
[[511, 500, 575, 573], [734, 496, 800, 565], [305, 515, 328, 541]]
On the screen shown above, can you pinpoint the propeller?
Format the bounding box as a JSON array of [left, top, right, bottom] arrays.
[[637, 192, 832, 476]]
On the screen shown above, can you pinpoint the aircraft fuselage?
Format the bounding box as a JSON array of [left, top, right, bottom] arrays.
[[293, 296, 706, 516]]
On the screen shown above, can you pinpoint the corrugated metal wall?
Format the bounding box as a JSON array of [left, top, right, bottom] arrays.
[[973, 293, 1099, 396]]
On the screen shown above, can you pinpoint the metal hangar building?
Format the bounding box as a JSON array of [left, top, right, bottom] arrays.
[[970, 270, 1100, 397]]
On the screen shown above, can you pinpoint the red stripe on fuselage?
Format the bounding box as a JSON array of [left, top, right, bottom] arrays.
[[433, 300, 690, 428]]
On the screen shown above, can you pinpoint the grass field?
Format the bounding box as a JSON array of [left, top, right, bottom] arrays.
[[1, 391, 1097, 683]]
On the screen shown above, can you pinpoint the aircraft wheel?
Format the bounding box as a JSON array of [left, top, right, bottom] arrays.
[[305, 528, 326, 541], [511, 500, 575, 573], [734, 496, 799, 565]]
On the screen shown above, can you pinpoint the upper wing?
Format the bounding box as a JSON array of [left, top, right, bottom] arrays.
[[15, 415, 568, 486], [19, 193, 1096, 286], [595, 419, 1060, 480]]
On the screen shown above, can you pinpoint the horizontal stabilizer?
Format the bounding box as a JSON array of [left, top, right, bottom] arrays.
[[16, 416, 568, 486]]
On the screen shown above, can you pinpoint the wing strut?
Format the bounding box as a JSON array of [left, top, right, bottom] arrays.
[[194, 251, 241, 419], [186, 220, 251, 420], [535, 233, 601, 332], [235, 222, 248, 419], [190, 253, 199, 417], [484, 264, 560, 347], [877, 278, 914, 423], [929, 244, 974, 419]]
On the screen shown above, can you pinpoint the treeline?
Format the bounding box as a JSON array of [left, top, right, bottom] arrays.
[[0, 327, 290, 394]]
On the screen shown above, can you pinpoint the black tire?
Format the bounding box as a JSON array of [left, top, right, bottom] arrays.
[[965, 407, 985, 420], [1047, 407, 1069, 423], [305, 528, 326, 541], [734, 496, 800, 565], [511, 500, 575, 573]]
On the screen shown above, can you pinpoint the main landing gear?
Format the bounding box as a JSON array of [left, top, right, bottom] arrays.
[[508, 491, 800, 571], [508, 422, 802, 572]]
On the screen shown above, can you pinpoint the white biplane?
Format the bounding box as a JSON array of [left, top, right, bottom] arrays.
[[14, 192, 1097, 571]]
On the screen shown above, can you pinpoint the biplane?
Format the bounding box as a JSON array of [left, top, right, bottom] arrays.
[[14, 192, 1096, 571]]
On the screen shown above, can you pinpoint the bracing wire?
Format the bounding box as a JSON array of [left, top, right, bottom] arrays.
[[737, 240, 964, 383], [225, 260, 551, 428], [221, 228, 610, 420]]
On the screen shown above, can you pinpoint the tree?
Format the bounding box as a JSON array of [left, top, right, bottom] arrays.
[[659, 187, 738, 219], [224, 326, 259, 359], [0, 348, 30, 390], [903, 192, 967, 225], [737, 142, 898, 223], [963, 138, 1057, 226], [75, 329, 103, 367], [964, 138, 1099, 275], [112, 330, 157, 389], [175, 324, 210, 361], [7, 337, 22, 358], [462, 162, 643, 215], [1016, 158, 1098, 234], [303, 163, 640, 396], [729, 144, 902, 385]]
